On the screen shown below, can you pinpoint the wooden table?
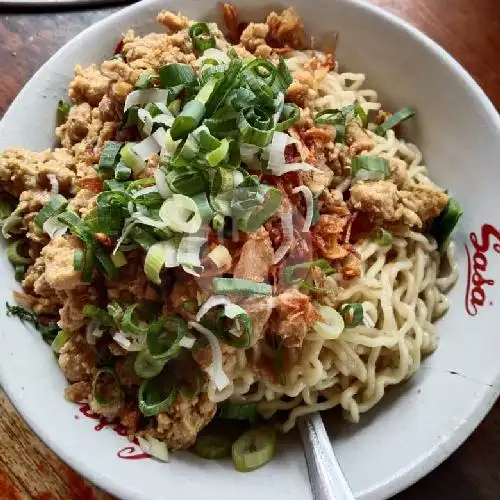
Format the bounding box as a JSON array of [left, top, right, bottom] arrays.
[[0, 1, 498, 498]]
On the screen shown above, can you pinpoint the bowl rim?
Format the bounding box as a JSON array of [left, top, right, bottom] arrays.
[[1, 0, 499, 499]]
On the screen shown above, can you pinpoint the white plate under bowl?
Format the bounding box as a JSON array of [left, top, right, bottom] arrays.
[[0, 0, 499, 499]]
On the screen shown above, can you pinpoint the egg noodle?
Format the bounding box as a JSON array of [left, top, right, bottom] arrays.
[[205, 51, 459, 431]]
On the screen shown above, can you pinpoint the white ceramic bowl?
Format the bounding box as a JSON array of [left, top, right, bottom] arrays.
[[0, 1, 499, 499]]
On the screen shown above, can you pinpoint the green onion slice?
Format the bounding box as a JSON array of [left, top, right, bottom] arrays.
[[73, 249, 84, 271], [135, 72, 158, 89], [430, 196, 463, 250], [339, 303, 364, 328], [170, 99, 206, 140], [355, 103, 368, 128], [218, 401, 257, 421], [213, 278, 272, 296], [205, 58, 243, 116], [374, 107, 416, 136], [213, 303, 253, 348], [111, 250, 127, 268], [34, 194, 68, 228], [193, 434, 232, 460], [51, 329, 69, 354], [0, 198, 14, 220], [282, 259, 333, 292], [238, 106, 275, 147], [121, 304, 153, 336], [165, 165, 207, 196], [371, 227, 392, 246], [57, 211, 95, 282], [147, 316, 187, 360], [276, 103, 300, 132], [129, 225, 158, 251], [206, 138, 230, 166], [95, 245, 120, 278], [313, 305, 345, 339], [134, 349, 167, 379], [159, 194, 202, 234], [96, 190, 129, 236], [14, 265, 26, 281], [232, 428, 276, 472], [144, 240, 177, 285], [138, 376, 177, 417], [120, 143, 145, 173], [57, 100, 71, 124], [237, 186, 281, 233], [92, 367, 122, 406], [7, 240, 32, 265], [115, 163, 132, 181], [58, 100, 71, 115], [158, 63, 197, 89], [83, 304, 115, 327], [351, 156, 389, 181], [189, 22, 216, 54], [98, 141, 123, 170]]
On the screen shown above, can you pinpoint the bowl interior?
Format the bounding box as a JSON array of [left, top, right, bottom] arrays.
[[0, 1, 499, 499]]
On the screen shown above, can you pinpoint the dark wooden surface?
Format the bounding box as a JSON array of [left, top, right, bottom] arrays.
[[0, 1, 498, 499]]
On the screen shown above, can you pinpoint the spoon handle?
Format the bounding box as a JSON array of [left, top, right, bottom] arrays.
[[298, 413, 356, 500]]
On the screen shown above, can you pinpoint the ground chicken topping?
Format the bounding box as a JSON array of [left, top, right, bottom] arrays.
[[1, 4, 461, 466]]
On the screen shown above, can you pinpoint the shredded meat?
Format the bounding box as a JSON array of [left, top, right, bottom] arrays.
[[119, 406, 141, 438], [239, 296, 273, 344], [42, 235, 83, 291], [399, 184, 448, 224], [389, 157, 408, 188], [89, 381, 124, 420], [274, 289, 318, 348], [193, 342, 237, 375], [240, 22, 271, 57], [318, 188, 350, 216], [18, 188, 51, 214], [349, 180, 448, 228], [121, 30, 195, 72], [156, 10, 189, 31], [115, 358, 141, 387], [69, 65, 110, 107], [100, 58, 140, 88], [341, 252, 362, 280], [266, 7, 306, 49], [106, 255, 159, 303], [345, 120, 374, 154], [58, 334, 97, 382], [286, 80, 310, 107], [67, 188, 98, 217], [149, 392, 217, 450], [312, 214, 350, 260], [233, 227, 274, 282], [65, 381, 91, 402], [301, 163, 334, 196], [57, 103, 92, 147], [0, 148, 76, 197], [57, 286, 97, 331]]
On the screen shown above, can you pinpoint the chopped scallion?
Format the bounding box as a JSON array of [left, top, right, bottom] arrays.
[[339, 303, 364, 328], [213, 278, 272, 296], [351, 156, 389, 181], [189, 22, 216, 54], [430, 196, 463, 250], [374, 107, 416, 136], [138, 376, 177, 417], [232, 428, 276, 472]]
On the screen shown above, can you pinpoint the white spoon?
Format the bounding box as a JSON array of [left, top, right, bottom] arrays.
[[298, 413, 356, 500]]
